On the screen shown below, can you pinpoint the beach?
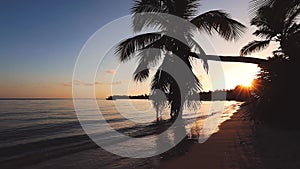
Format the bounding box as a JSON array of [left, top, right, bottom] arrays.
[[158, 103, 300, 169], [1, 100, 300, 169], [158, 103, 259, 169], [0, 100, 241, 169]]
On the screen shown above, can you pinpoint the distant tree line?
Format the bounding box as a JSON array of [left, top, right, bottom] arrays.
[[106, 94, 149, 100], [106, 85, 252, 101]]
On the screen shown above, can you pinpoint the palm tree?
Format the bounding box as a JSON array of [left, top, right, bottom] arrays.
[[240, 0, 300, 127], [115, 0, 246, 120], [240, 0, 300, 61]]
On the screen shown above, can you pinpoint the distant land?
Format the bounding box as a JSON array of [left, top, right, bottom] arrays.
[[0, 98, 73, 100], [0, 98, 106, 100], [106, 85, 253, 101], [106, 94, 149, 100]]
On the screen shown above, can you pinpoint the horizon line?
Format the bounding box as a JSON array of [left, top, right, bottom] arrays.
[[0, 98, 107, 100]]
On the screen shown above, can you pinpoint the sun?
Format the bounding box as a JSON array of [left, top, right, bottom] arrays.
[[240, 79, 254, 88]]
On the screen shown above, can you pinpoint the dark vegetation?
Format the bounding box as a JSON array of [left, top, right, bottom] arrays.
[[106, 94, 149, 100], [241, 0, 300, 129], [106, 85, 252, 101]]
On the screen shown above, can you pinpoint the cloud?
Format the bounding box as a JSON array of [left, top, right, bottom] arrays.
[[63, 82, 72, 87], [104, 69, 116, 75], [63, 80, 124, 87], [63, 80, 93, 87], [95, 81, 122, 85]]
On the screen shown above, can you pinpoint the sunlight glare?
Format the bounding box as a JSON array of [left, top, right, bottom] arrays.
[[240, 79, 253, 88]]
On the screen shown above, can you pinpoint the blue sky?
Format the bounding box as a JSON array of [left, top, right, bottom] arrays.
[[0, 0, 131, 79], [0, 0, 275, 98]]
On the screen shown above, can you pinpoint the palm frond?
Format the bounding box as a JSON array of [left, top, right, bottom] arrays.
[[151, 69, 171, 94], [240, 40, 271, 56], [253, 28, 276, 39], [250, 0, 300, 33], [287, 23, 300, 35], [138, 48, 162, 67], [133, 43, 163, 83], [186, 35, 206, 54], [173, 0, 200, 19], [143, 34, 167, 50], [250, 8, 270, 28], [250, 6, 285, 36], [185, 72, 202, 110], [249, 0, 275, 17], [131, 0, 165, 14], [191, 10, 246, 41], [284, 5, 300, 32], [115, 32, 162, 62], [186, 36, 209, 73], [133, 64, 150, 82], [150, 34, 193, 68], [186, 73, 202, 96], [131, 1, 169, 32], [132, 12, 170, 33]]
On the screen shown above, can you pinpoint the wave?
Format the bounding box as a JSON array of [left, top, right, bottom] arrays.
[[0, 134, 99, 169], [0, 100, 242, 169]]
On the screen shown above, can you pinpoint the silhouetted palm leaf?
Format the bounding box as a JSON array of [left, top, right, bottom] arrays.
[[133, 47, 162, 82], [134, 66, 150, 82], [240, 40, 271, 56], [249, 0, 275, 17], [241, 0, 300, 56], [186, 36, 209, 72], [191, 10, 246, 41], [151, 68, 171, 95], [115, 32, 162, 62], [171, 0, 200, 19], [253, 28, 276, 39], [288, 23, 300, 34], [137, 47, 162, 67], [131, 0, 165, 14], [131, 0, 170, 32], [285, 6, 300, 31]]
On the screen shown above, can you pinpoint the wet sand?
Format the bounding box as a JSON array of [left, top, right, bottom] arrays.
[[158, 103, 300, 169], [158, 103, 260, 169]]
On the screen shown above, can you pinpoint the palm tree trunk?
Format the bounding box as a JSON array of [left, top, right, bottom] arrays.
[[190, 52, 267, 65]]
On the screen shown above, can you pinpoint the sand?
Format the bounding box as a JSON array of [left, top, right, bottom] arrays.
[[157, 103, 300, 169], [157, 103, 260, 169]]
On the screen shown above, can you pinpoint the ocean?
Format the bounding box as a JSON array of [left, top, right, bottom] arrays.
[[0, 99, 242, 169]]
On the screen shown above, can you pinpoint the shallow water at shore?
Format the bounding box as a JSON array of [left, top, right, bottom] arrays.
[[0, 99, 242, 169]]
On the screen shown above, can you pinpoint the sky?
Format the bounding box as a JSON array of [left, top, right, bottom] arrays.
[[0, 0, 277, 98]]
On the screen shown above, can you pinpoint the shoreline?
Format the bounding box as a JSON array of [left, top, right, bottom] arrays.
[[4, 101, 300, 169], [157, 103, 259, 169], [157, 103, 300, 169]]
